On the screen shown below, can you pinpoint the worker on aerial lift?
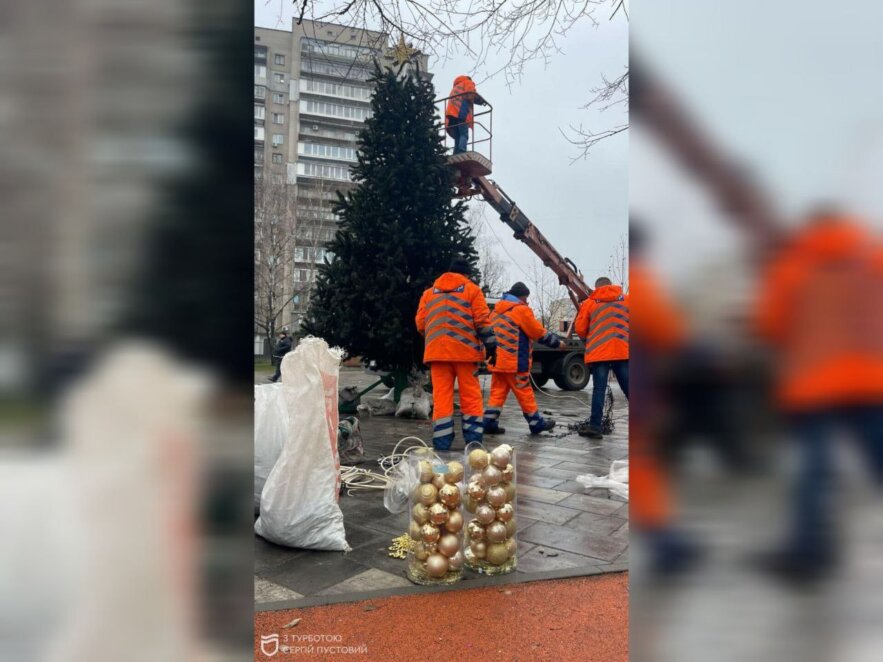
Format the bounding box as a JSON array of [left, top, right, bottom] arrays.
[[574, 276, 630, 439], [445, 75, 487, 154], [416, 256, 498, 450], [483, 282, 562, 435]]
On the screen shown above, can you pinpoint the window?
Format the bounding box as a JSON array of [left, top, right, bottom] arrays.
[[254, 85, 267, 99], [274, 53, 285, 65], [299, 59, 372, 81], [272, 92, 285, 104], [273, 72, 285, 84], [254, 126, 265, 141], [300, 78, 371, 101], [254, 147, 264, 163], [295, 161, 351, 181], [272, 134, 284, 146], [294, 269, 310, 282], [272, 153, 283, 164], [272, 113, 284, 124], [300, 99, 371, 121], [298, 142, 357, 162], [254, 65, 267, 79], [254, 165, 263, 181], [254, 105, 265, 120], [255, 46, 267, 60]]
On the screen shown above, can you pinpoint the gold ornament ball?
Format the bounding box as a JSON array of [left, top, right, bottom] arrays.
[[446, 510, 464, 533], [496, 503, 514, 522], [446, 461, 464, 483], [470, 540, 487, 559], [418, 460, 434, 483], [438, 484, 461, 508], [486, 542, 509, 566], [475, 503, 496, 525], [414, 542, 431, 561], [486, 485, 507, 508], [502, 481, 516, 502], [486, 520, 507, 543], [468, 449, 489, 470], [448, 550, 465, 570], [421, 523, 440, 544], [505, 519, 517, 538], [417, 483, 438, 506], [467, 520, 486, 541], [467, 481, 487, 502], [482, 464, 503, 487], [490, 444, 512, 468], [438, 533, 460, 558], [412, 503, 430, 525], [426, 553, 449, 578], [429, 502, 449, 525], [501, 463, 515, 482], [432, 473, 447, 491], [463, 494, 478, 513], [409, 521, 422, 540], [505, 537, 517, 558]]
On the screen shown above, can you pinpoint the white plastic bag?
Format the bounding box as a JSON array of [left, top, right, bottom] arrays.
[[394, 386, 432, 419], [254, 383, 288, 512], [361, 386, 397, 416], [255, 337, 350, 551], [575, 459, 629, 500]]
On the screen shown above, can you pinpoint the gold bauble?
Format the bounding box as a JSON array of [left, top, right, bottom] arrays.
[[466, 520, 485, 541], [470, 540, 487, 559], [438, 483, 461, 508], [505, 519, 517, 538], [417, 483, 438, 506], [486, 520, 507, 543], [446, 461, 464, 483], [468, 449, 489, 470], [420, 523, 440, 543], [490, 444, 512, 468], [448, 550, 465, 570], [505, 537, 517, 558], [501, 463, 515, 482], [432, 474, 447, 490], [463, 494, 478, 513], [414, 542, 431, 561], [412, 503, 430, 525], [418, 460, 434, 483], [486, 542, 509, 565], [467, 481, 487, 502], [409, 520, 421, 540], [429, 502, 449, 525], [496, 503, 514, 522], [475, 503, 496, 525], [486, 485, 507, 508], [425, 553, 449, 578], [438, 533, 460, 557], [445, 510, 464, 533], [502, 481, 516, 502], [482, 464, 503, 487]]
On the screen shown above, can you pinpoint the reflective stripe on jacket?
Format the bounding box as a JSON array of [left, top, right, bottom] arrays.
[[575, 284, 630, 363], [490, 296, 556, 373], [445, 75, 477, 129], [416, 272, 495, 362]]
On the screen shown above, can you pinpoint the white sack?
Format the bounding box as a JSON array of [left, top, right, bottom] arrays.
[[394, 386, 432, 419], [575, 459, 629, 500], [253, 382, 288, 512]]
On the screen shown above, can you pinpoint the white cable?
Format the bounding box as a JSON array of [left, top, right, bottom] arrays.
[[339, 435, 440, 496], [529, 372, 590, 406]]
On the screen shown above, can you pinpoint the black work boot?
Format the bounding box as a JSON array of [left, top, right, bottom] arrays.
[[577, 422, 603, 439], [485, 426, 506, 435], [529, 418, 556, 434]]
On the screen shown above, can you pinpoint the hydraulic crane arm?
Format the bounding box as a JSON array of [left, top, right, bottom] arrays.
[[473, 175, 593, 307]]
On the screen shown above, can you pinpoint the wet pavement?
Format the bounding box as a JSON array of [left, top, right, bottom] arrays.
[[254, 366, 629, 609]]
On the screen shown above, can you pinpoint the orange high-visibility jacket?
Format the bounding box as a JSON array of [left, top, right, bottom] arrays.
[[574, 284, 630, 363], [490, 296, 559, 373], [416, 272, 495, 363], [445, 75, 478, 129], [629, 263, 686, 352], [756, 218, 883, 410]]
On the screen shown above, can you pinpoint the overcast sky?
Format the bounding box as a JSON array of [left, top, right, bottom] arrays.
[[255, 2, 629, 296]]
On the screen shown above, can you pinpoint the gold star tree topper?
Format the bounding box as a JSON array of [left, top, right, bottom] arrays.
[[391, 34, 417, 67]]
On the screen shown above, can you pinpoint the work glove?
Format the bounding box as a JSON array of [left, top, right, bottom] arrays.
[[485, 343, 497, 367]]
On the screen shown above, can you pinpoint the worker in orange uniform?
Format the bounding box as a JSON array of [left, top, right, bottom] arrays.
[[445, 75, 487, 154], [574, 276, 630, 439], [416, 256, 497, 450], [754, 210, 883, 583], [483, 282, 562, 435]]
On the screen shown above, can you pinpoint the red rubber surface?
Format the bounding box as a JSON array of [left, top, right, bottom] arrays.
[[255, 573, 628, 661]]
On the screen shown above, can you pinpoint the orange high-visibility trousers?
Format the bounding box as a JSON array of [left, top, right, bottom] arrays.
[[483, 372, 547, 433], [430, 361, 484, 450]]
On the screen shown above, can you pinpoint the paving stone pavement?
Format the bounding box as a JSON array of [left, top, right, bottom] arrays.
[[254, 366, 629, 606]]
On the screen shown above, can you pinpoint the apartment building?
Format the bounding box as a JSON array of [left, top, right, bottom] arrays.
[[254, 20, 430, 341]]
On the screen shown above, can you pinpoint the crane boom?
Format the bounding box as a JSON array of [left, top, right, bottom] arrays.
[[472, 175, 593, 307]]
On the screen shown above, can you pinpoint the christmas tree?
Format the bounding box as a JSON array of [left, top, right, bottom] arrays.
[[303, 64, 478, 375]]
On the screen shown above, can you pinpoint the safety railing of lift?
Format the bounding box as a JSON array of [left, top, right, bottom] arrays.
[[435, 92, 493, 164]]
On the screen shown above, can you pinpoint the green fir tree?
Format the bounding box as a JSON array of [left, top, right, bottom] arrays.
[[303, 65, 478, 373]]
